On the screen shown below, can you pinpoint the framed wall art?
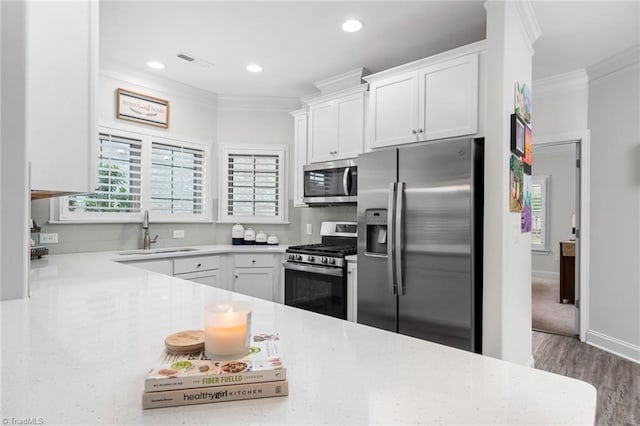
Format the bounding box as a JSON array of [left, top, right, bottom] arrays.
[[117, 88, 169, 128], [510, 113, 525, 157]]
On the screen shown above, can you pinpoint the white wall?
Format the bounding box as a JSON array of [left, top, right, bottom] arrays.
[[533, 82, 588, 137], [483, 1, 536, 366], [587, 62, 640, 360], [531, 147, 576, 275], [1, 1, 30, 300]]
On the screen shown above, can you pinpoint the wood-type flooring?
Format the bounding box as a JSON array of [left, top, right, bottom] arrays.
[[533, 331, 640, 425]]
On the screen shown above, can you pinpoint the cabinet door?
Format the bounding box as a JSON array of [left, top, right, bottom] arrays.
[[233, 268, 274, 301], [308, 102, 338, 163], [293, 113, 308, 207], [368, 72, 419, 149], [26, 1, 98, 194], [335, 93, 365, 160], [418, 53, 478, 141], [188, 274, 218, 288]]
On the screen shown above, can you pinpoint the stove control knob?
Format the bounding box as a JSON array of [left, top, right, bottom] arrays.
[[329, 258, 336, 265], [296, 255, 302, 261], [321, 257, 328, 264], [288, 254, 294, 260], [307, 256, 315, 262]]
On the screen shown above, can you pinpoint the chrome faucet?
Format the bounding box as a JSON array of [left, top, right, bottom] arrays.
[[142, 210, 158, 250]]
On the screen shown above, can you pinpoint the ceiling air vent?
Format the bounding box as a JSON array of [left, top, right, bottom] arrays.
[[177, 53, 195, 62], [176, 52, 214, 68]]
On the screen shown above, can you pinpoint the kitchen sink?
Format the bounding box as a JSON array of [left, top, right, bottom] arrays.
[[118, 247, 199, 255]]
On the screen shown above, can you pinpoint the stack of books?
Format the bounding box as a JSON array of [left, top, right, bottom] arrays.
[[142, 333, 288, 409]]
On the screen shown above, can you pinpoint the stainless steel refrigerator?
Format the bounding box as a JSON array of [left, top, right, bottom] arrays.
[[357, 138, 483, 353]]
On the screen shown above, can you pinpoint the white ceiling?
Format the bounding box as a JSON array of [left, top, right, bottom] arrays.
[[100, 1, 639, 99]]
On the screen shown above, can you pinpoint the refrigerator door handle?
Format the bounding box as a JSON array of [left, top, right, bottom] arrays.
[[387, 182, 397, 295], [396, 182, 405, 295], [343, 168, 351, 196]]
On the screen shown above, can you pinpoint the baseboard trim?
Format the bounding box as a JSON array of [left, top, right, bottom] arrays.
[[532, 270, 560, 279], [586, 330, 640, 364]]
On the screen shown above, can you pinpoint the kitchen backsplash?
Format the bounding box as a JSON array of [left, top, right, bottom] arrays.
[[30, 199, 356, 254]]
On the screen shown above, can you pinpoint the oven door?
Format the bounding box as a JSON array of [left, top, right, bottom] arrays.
[[283, 262, 347, 320]]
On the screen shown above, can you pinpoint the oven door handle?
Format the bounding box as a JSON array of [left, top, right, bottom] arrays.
[[283, 262, 344, 277]]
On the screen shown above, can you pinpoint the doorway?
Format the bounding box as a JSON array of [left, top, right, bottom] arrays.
[[531, 131, 590, 341]]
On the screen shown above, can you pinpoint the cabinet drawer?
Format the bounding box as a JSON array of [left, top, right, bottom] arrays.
[[173, 255, 220, 274], [234, 254, 273, 268]]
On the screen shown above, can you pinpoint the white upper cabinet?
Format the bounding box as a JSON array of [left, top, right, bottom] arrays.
[[290, 109, 308, 207], [307, 86, 366, 163], [419, 54, 478, 141], [366, 43, 483, 150], [368, 73, 419, 148], [26, 1, 98, 196], [309, 102, 338, 162]]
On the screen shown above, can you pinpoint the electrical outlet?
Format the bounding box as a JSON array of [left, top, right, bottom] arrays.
[[173, 230, 185, 239], [306, 224, 312, 235], [40, 233, 58, 244]]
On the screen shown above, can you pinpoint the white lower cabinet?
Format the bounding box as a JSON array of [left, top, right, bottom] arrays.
[[233, 268, 274, 301], [125, 259, 173, 275], [232, 254, 275, 302], [347, 261, 358, 323], [173, 255, 223, 289], [174, 269, 219, 288]]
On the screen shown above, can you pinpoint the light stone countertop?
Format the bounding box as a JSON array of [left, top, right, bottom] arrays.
[[112, 243, 288, 262], [1, 250, 596, 425], [345, 254, 357, 262]]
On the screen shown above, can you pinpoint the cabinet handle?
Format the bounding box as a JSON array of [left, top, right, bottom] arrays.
[[411, 130, 417, 134], [197, 263, 202, 268], [252, 260, 256, 264], [235, 275, 239, 279], [417, 129, 424, 133]]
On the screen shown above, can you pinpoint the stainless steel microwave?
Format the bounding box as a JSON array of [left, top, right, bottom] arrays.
[[303, 159, 357, 205]]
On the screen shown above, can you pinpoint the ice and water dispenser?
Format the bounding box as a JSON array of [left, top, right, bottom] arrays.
[[365, 209, 388, 256]]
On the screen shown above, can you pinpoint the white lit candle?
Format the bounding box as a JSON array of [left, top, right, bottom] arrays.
[[204, 302, 252, 358]]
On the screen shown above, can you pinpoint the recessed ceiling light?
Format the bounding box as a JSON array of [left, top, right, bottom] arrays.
[[147, 61, 165, 70], [342, 19, 363, 33], [246, 64, 263, 73]]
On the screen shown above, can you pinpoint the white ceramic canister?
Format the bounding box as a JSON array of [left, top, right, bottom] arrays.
[[243, 228, 256, 245], [232, 223, 245, 245], [267, 234, 279, 245], [255, 231, 267, 245]]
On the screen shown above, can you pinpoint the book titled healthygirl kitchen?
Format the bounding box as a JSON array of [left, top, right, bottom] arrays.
[[142, 333, 288, 409]]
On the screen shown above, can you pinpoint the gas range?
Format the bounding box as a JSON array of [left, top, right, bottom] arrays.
[[285, 244, 357, 268], [284, 221, 357, 321]]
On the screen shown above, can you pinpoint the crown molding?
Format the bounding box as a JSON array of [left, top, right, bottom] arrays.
[[586, 45, 640, 83], [217, 96, 300, 112], [533, 69, 588, 98], [100, 65, 218, 108], [314, 67, 370, 95], [511, 1, 541, 45], [303, 84, 368, 107], [364, 39, 486, 83]]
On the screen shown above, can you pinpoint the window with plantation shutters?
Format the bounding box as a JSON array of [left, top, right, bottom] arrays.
[[531, 175, 549, 251], [151, 142, 205, 216], [67, 132, 142, 216], [58, 126, 211, 223], [219, 146, 287, 223]]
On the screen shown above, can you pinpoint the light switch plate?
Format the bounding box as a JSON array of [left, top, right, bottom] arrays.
[[306, 224, 312, 235], [173, 230, 185, 239], [40, 233, 58, 244]]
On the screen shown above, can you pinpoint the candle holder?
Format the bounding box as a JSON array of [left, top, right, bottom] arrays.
[[204, 302, 252, 360]]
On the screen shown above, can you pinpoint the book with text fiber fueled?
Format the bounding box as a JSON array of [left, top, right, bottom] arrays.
[[145, 333, 285, 393], [142, 380, 288, 409]]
